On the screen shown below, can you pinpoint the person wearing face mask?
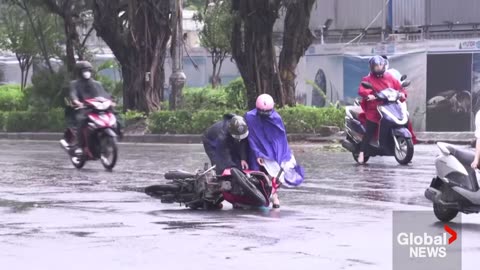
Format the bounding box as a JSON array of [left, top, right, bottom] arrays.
[[244, 94, 305, 208], [70, 61, 122, 154], [202, 114, 250, 175]]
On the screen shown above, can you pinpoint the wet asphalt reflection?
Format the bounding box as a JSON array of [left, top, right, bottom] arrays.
[[0, 140, 479, 269]]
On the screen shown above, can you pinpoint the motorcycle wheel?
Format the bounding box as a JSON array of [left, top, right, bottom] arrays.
[[145, 184, 181, 199], [353, 153, 369, 164], [433, 203, 458, 222], [100, 136, 118, 171], [394, 137, 414, 165], [71, 155, 85, 169], [230, 168, 267, 207]]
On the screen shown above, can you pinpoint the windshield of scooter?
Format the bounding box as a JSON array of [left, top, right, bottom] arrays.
[[376, 88, 400, 102]]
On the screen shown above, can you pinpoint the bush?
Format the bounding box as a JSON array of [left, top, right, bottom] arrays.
[[0, 111, 6, 132], [183, 86, 229, 110], [182, 78, 247, 111], [25, 67, 70, 110], [0, 84, 27, 111], [224, 77, 247, 110], [2, 109, 64, 132], [148, 106, 344, 134]]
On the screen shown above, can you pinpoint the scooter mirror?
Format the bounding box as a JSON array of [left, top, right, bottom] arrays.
[[361, 81, 373, 89], [400, 74, 407, 81], [401, 80, 411, 88]]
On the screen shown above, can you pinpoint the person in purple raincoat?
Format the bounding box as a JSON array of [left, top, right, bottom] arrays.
[[245, 94, 305, 208]]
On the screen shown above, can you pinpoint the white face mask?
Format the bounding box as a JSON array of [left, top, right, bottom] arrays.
[[82, 71, 92, 79]]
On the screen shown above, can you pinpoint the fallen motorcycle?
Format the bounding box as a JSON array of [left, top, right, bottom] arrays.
[[145, 165, 281, 210]]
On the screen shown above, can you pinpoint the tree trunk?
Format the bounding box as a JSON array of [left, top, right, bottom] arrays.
[[93, 0, 171, 113], [15, 54, 32, 91], [278, 0, 315, 106], [63, 14, 77, 75], [20, 0, 54, 73], [231, 0, 282, 109], [211, 51, 219, 88]]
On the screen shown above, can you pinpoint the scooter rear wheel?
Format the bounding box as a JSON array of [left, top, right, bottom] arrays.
[[433, 203, 458, 222]]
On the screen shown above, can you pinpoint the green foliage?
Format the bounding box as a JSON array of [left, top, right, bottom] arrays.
[[182, 78, 247, 111], [183, 87, 229, 110], [25, 67, 70, 109], [224, 77, 247, 110], [0, 4, 37, 58], [148, 110, 194, 134], [183, 0, 205, 10], [0, 109, 64, 132], [0, 84, 27, 111], [277, 106, 345, 133], [95, 60, 123, 102], [0, 111, 6, 132], [199, 1, 233, 54], [148, 106, 345, 134], [124, 110, 146, 121]]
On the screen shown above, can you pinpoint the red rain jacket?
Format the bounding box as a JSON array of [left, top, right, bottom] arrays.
[[357, 72, 417, 144], [358, 72, 406, 124]]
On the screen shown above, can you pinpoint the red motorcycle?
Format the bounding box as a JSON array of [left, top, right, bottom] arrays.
[[145, 165, 281, 210], [60, 97, 119, 170]]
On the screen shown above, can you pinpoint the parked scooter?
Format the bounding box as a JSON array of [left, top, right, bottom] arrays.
[[341, 79, 414, 165], [425, 142, 480, 222]]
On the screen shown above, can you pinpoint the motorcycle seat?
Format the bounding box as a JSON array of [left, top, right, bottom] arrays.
[[447, 146, 475, 165], [348, 107, 363, 120]]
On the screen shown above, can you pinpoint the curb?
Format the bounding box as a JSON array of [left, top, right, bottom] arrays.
[[0, 132, 475, 145]]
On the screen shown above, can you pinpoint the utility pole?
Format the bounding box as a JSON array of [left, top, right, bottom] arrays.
[[169, 0, 186, 110], [381, 0, 387, 41]]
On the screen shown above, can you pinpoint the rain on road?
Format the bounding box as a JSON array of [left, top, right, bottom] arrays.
[[0, 140, 479, 270]]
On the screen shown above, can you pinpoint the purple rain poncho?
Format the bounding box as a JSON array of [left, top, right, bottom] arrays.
[[245, 109, 304, 187]]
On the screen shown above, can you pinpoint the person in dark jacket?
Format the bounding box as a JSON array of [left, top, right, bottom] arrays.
[[70, 61, 122, 154], [202, 114, 249, 175]]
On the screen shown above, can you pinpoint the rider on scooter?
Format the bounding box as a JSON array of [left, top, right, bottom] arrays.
[[70, 61, 122, 154], [202, 114, 249, 175], [381, 55, 418, 145], [357, 55, 407, 164]]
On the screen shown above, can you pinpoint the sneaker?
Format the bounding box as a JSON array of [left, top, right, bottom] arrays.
[[74, 148, 83, 155]]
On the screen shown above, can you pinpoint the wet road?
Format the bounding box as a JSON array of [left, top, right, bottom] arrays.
[[0, 140, 479, 270]]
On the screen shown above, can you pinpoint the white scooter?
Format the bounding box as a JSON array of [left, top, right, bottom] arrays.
[[425, 142, 480, 222]]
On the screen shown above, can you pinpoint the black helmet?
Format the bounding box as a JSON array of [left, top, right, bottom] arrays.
[[369, 55, 387, 77], [227, 115, 249, 141]]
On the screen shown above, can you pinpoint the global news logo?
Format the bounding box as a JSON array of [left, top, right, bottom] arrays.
[[396, 224, 457, 258]]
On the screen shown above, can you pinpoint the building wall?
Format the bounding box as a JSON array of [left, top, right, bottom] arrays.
[[391, 0, 425, 30], [428, 0, 480, 25]]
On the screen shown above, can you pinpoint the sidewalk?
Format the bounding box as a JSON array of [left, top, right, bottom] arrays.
[[0, 132, 475, 145]]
